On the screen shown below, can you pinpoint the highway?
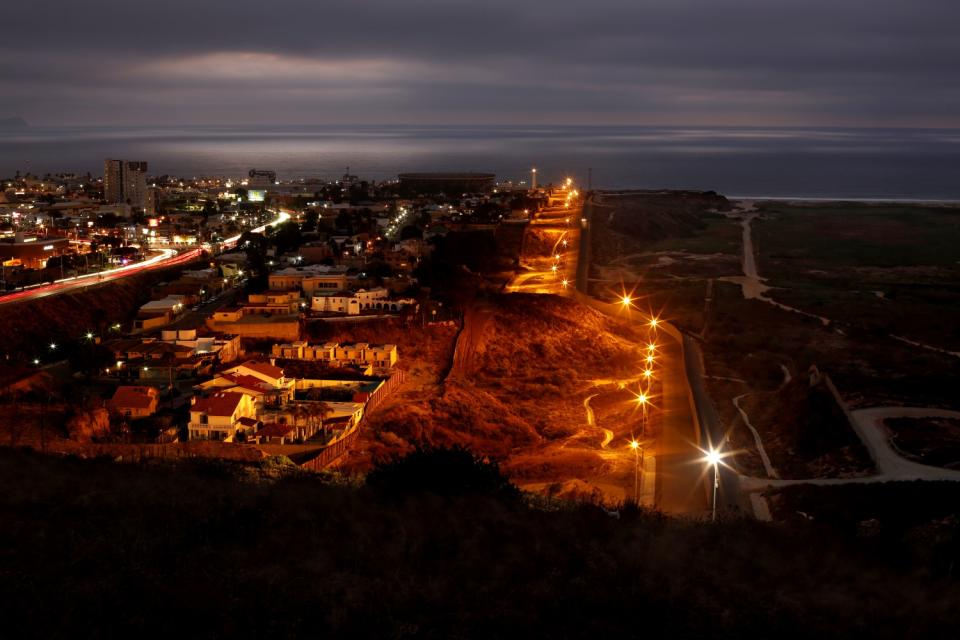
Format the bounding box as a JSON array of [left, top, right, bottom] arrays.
[[0, 209, 290, 306]]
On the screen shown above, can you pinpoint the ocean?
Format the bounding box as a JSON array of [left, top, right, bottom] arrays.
[[2, 124, 959, 200]]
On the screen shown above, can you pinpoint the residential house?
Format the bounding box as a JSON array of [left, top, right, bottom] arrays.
[[187, 391, 258, 441], [271, 341, 398, 369], [108, 386, 159, 419]]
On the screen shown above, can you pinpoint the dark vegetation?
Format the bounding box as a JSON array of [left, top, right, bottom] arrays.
[[416, 226, 525, 306], [886, 416, 960, 469], [2, 447, 959, 638], [600, 190, 731, 241], [754, 202, 960, 352], [736, 375, 873, 478], [768, 481, 960, 578]]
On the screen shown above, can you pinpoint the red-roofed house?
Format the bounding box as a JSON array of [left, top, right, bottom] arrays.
[[108, 386, 159, 419], [255, 422, 296, 445], [188, 391, 257, 442], [221, 360, 294, 401], [195, 372, 276, 404]]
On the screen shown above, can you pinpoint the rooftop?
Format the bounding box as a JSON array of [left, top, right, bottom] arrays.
[[191, 391, 245, 417], [109, 386, 158, 410]]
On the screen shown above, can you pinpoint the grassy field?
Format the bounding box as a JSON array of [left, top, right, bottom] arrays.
[[755, 202, 960, 270], [589, 193, 960, 481], [754, 201, 960, 351]]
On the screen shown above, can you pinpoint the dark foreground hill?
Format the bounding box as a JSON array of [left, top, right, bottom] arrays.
[[1, 447, 958, 639]]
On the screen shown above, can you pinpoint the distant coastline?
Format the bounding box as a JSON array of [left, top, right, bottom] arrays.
[[2, 123, 959, 199], [729, 195, 960, 205], [0, 117, 28, 129]]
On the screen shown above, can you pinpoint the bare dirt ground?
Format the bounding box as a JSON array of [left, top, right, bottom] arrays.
[[338, 292, 654, 505]]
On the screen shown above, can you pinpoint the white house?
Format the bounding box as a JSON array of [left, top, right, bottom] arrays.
[[188, 391, 259, 442]]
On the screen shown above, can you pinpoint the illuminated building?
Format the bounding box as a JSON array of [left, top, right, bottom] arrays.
[[104, 159, 148, 211]]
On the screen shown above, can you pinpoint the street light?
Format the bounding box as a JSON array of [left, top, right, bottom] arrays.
[[49, 343, 56, 351], [629, 439, 644, 504], [705, 448, 723, 522], [635, 392, 649, 436], [621, 295, 632, 307], [649, 317, 659, 330]]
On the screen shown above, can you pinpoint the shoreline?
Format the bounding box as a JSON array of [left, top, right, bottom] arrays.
[[727, 195, 960, 205]]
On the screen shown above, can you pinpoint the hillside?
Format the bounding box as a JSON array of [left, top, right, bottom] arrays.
[[0, 266, 192, 357], [1, 448, 958, 638], [346, 294, 650, 496]]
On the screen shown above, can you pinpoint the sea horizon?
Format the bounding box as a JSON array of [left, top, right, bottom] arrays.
[[3, 123, 960, 200]]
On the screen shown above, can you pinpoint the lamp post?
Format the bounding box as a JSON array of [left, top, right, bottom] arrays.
[[636, 392, 648, 436], [706, 448, 721, 522]]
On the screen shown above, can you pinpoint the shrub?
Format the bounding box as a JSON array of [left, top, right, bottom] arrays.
[[366, 445, 520, 501]]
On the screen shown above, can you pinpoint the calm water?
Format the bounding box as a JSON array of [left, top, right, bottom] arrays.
[[2, 124, 959, 199]]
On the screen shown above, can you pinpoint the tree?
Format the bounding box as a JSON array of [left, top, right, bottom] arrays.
[[302, 210, 319, 232], [366, 446, 520, 500], [272, 220, 303, 256], [399, 225, 423, 240], [201, 199, 217, 223]]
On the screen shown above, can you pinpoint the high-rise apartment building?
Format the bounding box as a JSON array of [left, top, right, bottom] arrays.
[[104, 159, 148, 211]]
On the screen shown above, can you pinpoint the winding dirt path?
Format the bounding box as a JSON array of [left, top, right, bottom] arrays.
[[741, 406, 960, 491]]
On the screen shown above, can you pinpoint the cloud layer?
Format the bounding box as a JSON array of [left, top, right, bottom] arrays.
[[3, 0, 958, 126]]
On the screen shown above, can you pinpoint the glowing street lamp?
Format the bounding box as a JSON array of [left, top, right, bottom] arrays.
[[636, 392, 649, 436], [705, 447, 723, 522], [647, 343, 656, 353], [642, 368, 653, 381], [86, 332, 94, 340], [621, 295, 632, 308], [645, 354, 655, 365], [561, 279, 569, 288], [649, 317, 659, 330], [551, 264, 558, 273], [49, 343, 56, 351]]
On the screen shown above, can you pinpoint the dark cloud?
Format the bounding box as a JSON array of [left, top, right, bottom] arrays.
[[2, 0, 958, 126]]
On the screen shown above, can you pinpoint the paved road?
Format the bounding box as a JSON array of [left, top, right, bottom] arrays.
[[683, 334, 746, 514], [656, 333, 709, 513]]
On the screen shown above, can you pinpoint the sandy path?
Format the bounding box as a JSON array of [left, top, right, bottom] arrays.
[[719, 210, 831, 325], [740, 406, 960, 491], [733, 393, 779, 479]]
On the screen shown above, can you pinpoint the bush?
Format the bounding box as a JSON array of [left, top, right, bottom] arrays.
[[366, 445, 520, 500]]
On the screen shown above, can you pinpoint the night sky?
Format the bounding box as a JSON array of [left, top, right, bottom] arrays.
[[4, 0, 958, 127]]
